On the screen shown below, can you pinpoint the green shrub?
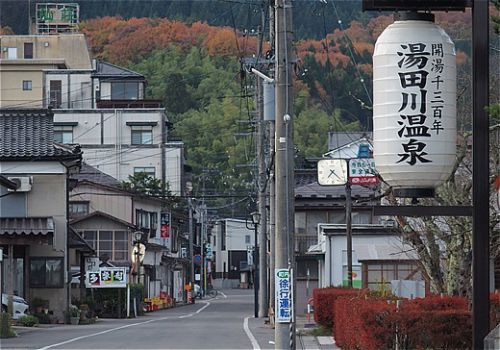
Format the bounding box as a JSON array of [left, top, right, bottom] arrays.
[[17, 315, 39, 327], [33, 312, 51, 324], [0, 312, 16, 338]]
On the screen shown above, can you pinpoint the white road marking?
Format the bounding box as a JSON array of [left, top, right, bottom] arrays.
[[243, 316, 261, 350], [220, 291, 227, 298], [195, 301, 210, 313], [269, 341, 275, 344], [37, 303, 210, 350]]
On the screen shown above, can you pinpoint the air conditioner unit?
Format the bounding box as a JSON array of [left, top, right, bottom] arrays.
[[7, 176, 32, 192]]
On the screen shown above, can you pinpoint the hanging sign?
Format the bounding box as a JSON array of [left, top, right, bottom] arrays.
[[373, 14, 456, 195], [86, 267, 127, 288], [348, 158, 378, 185], [160, 212, 171, 238], [275, 269, 293, 323]]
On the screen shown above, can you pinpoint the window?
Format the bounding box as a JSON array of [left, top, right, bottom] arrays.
[[134, 167, 155, 178], [54, 125, 74, 143], [22, 80, 32, 91], [24, 43, 33, 59], [111, 82, 139, 100], [136, 209, 150, 230], [30, 257, 64, 288], [245, 235, 251, 244], [150, 212, 158, 238], [69, 201, 89, 217], [364, 262, 422, 291], [131, 126, 153, 145], [81, 230, 129, 261], [49, 80, 62, 108], [7, 47, 17, 59]]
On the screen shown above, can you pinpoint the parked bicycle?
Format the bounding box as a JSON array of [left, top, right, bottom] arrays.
[[206, 284, 218, 298]]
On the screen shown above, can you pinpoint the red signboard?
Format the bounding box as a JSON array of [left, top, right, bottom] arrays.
[[349, 176, 379, 185]]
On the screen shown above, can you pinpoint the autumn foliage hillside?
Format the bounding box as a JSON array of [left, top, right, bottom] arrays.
[[80, 17, 260, 65]]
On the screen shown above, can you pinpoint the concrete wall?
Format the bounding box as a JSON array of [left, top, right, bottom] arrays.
[[0, 34, 92, 69], [0, 64, 55, 108], [45, 72, 93, 109]]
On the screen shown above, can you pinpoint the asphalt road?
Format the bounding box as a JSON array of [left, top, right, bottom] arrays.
[[0, 289, 276, 350]]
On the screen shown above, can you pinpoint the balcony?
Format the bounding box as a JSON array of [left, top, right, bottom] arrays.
[[96, 99, 163, 109], [294, 235, 318, 254]]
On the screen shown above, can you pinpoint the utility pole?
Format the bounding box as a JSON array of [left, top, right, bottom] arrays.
[[345, 183, 353, 287], [257, 2, 268, 319], [187, 189, 194, 302], [268, 0, 276, 321], [275, 0, 295, 348]]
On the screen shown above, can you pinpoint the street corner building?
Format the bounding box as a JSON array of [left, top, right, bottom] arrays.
[[0, 109, 82, 320]]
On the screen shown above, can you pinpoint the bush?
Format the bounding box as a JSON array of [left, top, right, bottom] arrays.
[[313, 287, 366, 329], [334, 296, 396, 350], [17, 315, 39, 327], [0, 312, 16, 338], [33, 312, 51, 324], [334, 295, 472, 350]]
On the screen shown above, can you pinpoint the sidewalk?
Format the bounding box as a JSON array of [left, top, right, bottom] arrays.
[[295, 314, 340, 350]]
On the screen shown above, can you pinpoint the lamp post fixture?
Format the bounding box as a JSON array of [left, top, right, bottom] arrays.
[[250, 211, 261, 318]]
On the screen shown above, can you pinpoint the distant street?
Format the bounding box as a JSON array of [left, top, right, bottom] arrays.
[[2, 289, 276, 350]]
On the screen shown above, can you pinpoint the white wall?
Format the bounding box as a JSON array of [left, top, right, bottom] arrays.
[[322, 232, 413, 288], [225, 219, 255, 250], [54, 110, 183, 188]]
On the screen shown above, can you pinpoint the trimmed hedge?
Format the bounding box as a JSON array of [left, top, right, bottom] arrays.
[[312, 287, 366, 329], [333, 295, 473, 350]]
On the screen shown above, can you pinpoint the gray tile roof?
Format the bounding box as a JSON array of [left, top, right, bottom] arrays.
[[328, 132, 372, 151], [73, 162, 122, 188], [93, 60, 144, 79], [0, 109, 82, 161]]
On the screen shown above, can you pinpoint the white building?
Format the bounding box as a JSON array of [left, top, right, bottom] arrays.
[[311, 224, 427, 293], [48, 60, 185, 195], [212, 219, 256, 288]]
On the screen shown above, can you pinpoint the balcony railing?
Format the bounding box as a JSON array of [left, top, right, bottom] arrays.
[[96, 99, 163, 109], [294, 235, 318, 254]]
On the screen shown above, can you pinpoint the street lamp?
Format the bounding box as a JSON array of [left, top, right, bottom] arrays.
[[248, 211, 260, 318], [132, 231, 143, 284]]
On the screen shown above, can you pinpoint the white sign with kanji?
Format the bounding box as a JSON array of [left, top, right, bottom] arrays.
[[348, 158, 378, 185], [275, 269, 293, 323], [86, 267, 127, 288]]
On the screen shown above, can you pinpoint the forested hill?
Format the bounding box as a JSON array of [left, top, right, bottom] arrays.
[[1, 0, 364, 39]]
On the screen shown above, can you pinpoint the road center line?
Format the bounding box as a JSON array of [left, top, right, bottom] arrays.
[[243, 316, 261, 350], [37, 303, 210, 350]]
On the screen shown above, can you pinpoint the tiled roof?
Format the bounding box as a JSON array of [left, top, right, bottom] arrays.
[[0, 217, 54, 236], [295, 181, 376, 199], [0, 109, 81, 161], [328, 132, 372, 151], [93, 60, 144, 79], [73, 162, 122, 188]]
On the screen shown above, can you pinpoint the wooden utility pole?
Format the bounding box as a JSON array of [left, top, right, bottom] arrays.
[[275, 0, 295, 348]]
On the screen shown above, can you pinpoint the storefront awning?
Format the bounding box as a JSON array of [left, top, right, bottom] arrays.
[[0, 217, 54, 236]]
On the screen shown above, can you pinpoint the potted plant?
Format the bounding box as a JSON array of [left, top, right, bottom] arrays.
[[69, 306, 80, 325]]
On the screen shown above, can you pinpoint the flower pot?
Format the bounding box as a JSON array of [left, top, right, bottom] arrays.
[[70, 317, 80, 325]]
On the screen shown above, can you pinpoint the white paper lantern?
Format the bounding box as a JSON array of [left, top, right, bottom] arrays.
[[373, 13, 456, 197]]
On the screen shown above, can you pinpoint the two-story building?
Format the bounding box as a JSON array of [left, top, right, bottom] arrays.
[[0, 109, 82, 320], [69, 163, 189, 303], [211, 219, 256, 289]]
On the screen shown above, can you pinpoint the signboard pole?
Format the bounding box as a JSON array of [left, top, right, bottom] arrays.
[[126, 284, 130, 318]]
